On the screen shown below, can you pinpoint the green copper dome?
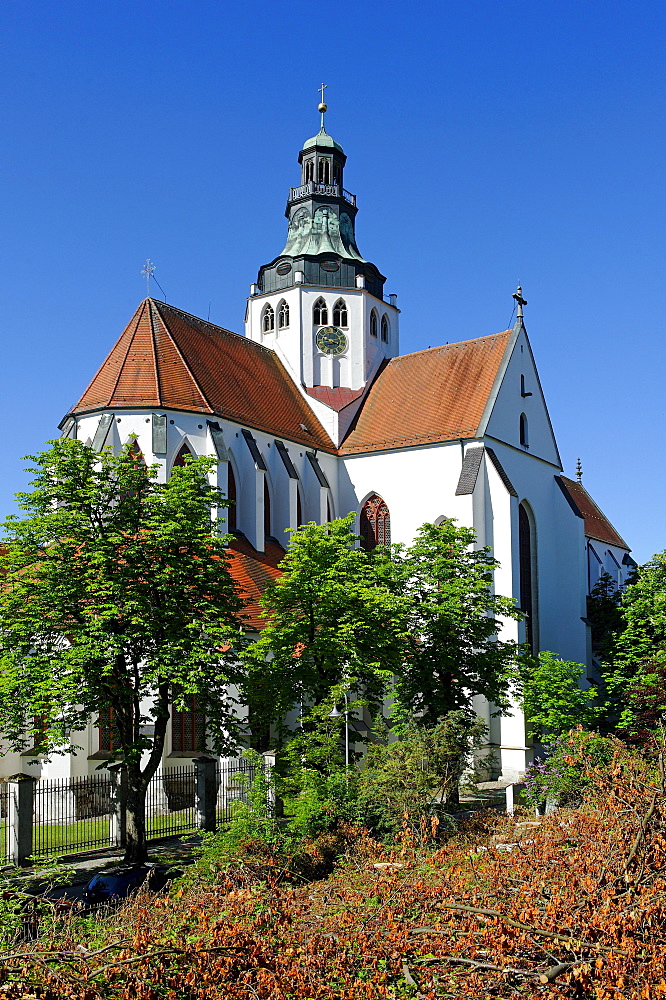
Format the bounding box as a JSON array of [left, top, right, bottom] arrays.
[[302, 126, 344, 153]]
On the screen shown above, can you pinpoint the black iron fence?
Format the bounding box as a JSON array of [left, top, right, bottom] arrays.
[[146, 766, 197, 839], [216, 756, 257, 824], [32, 774, 113, 859], [0, 755, 264, 865]]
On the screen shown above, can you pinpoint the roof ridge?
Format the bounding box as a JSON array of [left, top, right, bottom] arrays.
[[151, 300, 214, 412], [108, 300, 148, 406], [150, 298, 276, 357], [147, 300, 162, 405], [388, 329, 513, 363]]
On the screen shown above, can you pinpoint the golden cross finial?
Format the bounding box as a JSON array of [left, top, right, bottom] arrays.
[[318, 83, 328, 128]]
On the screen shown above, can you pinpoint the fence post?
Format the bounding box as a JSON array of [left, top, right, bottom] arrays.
[[194, 756, 217, 833], [108, 764, 127, 849], [262, 751, 277, 816], [7, 774, 36, 866]]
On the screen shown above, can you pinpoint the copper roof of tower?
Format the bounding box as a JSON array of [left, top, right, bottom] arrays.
[[72, 299, 334, 452]]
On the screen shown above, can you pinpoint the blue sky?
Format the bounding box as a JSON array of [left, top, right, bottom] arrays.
[[1, 1, 664, 562]]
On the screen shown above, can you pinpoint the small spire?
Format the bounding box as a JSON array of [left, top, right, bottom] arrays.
[[318, 82, 328, 131], [512, 284, 528, 320], [141, 258, 156, 296], [576, 457, 583, 483]]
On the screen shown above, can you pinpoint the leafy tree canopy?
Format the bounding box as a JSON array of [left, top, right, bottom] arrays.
[[390, 521, 523, 727], [241, 516, 409, 742], [604, 552, 666, 733], [0, 438, 245, 860], [518, 650, 599, 741]]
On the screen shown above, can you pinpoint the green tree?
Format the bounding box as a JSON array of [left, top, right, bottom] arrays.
[[519, 651, 599, 741], [391, 521, 523, 727], [604, 552, 666, 734], [586, 571, 624, 664], [241, 516, 410, 744], [0, 439, 244, 862]]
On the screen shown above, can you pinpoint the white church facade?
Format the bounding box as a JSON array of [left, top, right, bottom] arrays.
[[4, 105, 633, 783]]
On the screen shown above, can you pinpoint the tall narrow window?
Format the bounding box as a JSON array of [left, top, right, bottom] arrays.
[[360, 494, 391, 550], [277, 300, 289, 329], [171, 693, 206, 753], [313, 297, 328, 325], [318, 158, 330, 183], [264, 477, 271, 542], [381, 315, 389, 343], [226, 463, 237, 533], [305, 160, 314, 183], [262, 304, 275, 333], [98, 707, 117, 753], [297, 490, 303, 528], [370, 309, 378, 338], [519, 503, 536, 653], [520, 413, 529, 447], [333, 298, 348, 327]]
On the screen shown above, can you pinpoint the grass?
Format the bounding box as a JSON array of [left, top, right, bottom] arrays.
[[28, 809, 200, 859]]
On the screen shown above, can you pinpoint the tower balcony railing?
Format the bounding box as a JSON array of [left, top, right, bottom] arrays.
[[289, 182, 356, 207]]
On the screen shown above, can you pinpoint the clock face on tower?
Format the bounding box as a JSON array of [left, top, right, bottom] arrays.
[[316, 326, 348, 356]]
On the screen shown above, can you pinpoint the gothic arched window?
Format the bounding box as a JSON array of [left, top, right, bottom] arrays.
[[277, 300, 289, 329], [262, 304, 275, 333], [370, 309, 378, 338], [333, 298, 348, 327], [381, 315, 389, 343], [226, 463, 237, 533], [172, 443, 194, 469], [519, 502, 537, 652], [520, 413, 529, 447], [305, 159, 314, 183], [360, 494, 391, 551], [318, 158, 330, 183], [313, 297, 328, 326], [127, 440, 146, 465]]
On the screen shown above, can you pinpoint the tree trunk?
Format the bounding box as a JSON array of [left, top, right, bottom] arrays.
[[124, 772, 148, 863]]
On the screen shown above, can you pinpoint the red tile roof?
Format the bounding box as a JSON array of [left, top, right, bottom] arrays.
[[559, 476, 629, 549], [339, 331, 513, 454], [73, 299, 333, 452], [226, 535, 284, 630], [305, 386, 365, 411]]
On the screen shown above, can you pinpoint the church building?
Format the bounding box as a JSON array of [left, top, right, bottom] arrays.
[[7, 100, 632, 782]]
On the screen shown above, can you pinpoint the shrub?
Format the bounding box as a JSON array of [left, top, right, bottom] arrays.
[[358, 711, 486, 842], [523, 726, 615, 809]]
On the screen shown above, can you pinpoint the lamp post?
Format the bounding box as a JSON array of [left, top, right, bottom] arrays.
[[329, 690, 350, 773]]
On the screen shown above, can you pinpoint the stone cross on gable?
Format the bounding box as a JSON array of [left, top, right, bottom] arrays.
[[512, 285, 528, 320]]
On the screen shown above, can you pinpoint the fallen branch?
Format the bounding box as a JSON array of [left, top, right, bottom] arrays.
[[413, 953, 580, 983], [438, 901, 628, 956]]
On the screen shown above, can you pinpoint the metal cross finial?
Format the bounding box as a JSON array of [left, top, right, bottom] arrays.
[[318, 82, 328, 129], [576, 457, 583, 483], [141, 259, 156, 296], [512, 284, 528, 320]]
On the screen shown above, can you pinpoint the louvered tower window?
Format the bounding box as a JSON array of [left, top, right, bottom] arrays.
[[262, 304, 275, 333], [313, 298, 328, 325], [333, 298, 348, 327], [381, 315, 389, 342], [277, 300, 289, 329]]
